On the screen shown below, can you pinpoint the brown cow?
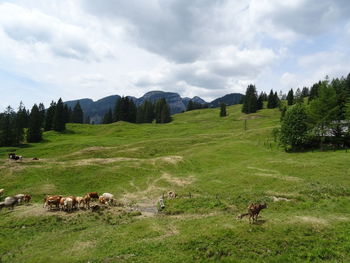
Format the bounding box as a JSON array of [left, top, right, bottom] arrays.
[[83, 194, 91, 209], [99, 196, 107, 205], [87, 192, 99, 200], [24, 194, 31, 203], [44, 195, 62, 210]]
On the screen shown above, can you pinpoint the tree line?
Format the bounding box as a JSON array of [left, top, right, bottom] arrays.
[[280, 74, 350, 151], [102, 97, 171, 124], [0, 99, 84, 146], [241, 84, 281, 114]]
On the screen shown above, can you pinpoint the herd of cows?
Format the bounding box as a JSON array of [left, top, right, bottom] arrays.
[[0, 189, 116, 213]]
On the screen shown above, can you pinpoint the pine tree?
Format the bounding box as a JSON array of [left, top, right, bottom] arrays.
[[71, 101, 84, 123], [103, 109, 113, 124], [187, 100, 194, 111], [301, 87, 310, 97], [294, 88, 303, 103], [44, 101, 56, 131], [38, 103, 45, 128], [267, 90, 275, 109], [53, 98, 65, 132], [63, 104, 70, 123], [27, 104, 42, 143], [0, 108, 15, 146], [287, 89, 294, 105], [17, 101, 29, 129], [220, 103, 227, 117], [257, 92, 264, 110], [127, 99, 137, 123], [155, 98, 165, 123], [274, 91, 280, 107], [242, 84, 258, 114], [160, 102, 171, 123], [309, 81, 321, 102]]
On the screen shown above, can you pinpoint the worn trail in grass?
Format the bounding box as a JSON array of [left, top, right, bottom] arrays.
[[1, 105, 350, 262]]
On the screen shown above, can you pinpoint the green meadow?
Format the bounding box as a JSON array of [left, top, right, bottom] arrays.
[[1, 105, 350, 263]]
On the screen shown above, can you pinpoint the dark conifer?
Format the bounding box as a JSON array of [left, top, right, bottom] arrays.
[[53, 98, 65, 132], [103, 109, 113, 124], [71, 101, 84, 123], [242, 84, 258, 114], [44, 101, 56, 131], [287, 89, 294, 106], [220, 103, 227, 117], [27, 104, 42, 143]]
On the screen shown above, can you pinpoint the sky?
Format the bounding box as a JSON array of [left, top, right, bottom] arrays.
[[0, 0, 349, 110]]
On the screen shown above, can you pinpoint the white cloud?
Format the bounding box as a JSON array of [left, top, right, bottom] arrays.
[[0, 0, 349, 109]]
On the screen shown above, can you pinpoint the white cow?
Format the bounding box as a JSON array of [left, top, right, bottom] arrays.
[[64, 197, 73, 212], [102, 193, 115, 206]]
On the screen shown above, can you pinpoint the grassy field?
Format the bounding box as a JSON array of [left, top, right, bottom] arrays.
[[1, 105, 350, 262]]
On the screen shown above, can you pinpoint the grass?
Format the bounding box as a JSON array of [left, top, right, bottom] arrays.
[[1, 105, 350, 262]]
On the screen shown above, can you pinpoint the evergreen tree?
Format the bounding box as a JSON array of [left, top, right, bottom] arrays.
[[44, 101, 56, 131], [0, 106, 23, 146], [127, 99, 137, 123], [220, 103, 227, 117], [155, 98, 165, 123], [144, 100, 155, 123], [294, 88, 303, 103], [103, 109, 113, 124], [63, 104, 70, 123], [287, 89, 294, 106], [155, 98, 171, 123], [267, 89, 275, 108], [242, 84, 258, 114], [309, 81, 321, 102], [257, 92, 264, 110], [71, 102, 84, 123], [85, 116, 91, 124], [160, 102, 171, 123], [17, 101, 29, 129], [301, 87, 310, 97], [27, 104, 42, 143], [187, 100, 194, 111], [274, 91, 280, 107], [38, 103, 45, 128], [53, 98, 65, 132]]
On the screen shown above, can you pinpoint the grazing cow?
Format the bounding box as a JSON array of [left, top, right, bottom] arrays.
[[15, 194, 25, 204], [64, 198, 73, 212], [67, 196, 78, 210], [8, 153, 22, 161], [83, 194, 91, 209], [87, 192, 99, 200], [44, 195, 62, 210], [238, 203, 268, 222], [76, 196, 84, 209], [59, 197, 66, 210], [99, 196, 107, 205], [24, 194, 31, 203], [102, 193, 114, 206], [1, 196, 19, 210]]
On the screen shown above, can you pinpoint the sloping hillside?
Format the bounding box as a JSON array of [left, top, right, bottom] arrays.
[[1, 105, 350, 263]]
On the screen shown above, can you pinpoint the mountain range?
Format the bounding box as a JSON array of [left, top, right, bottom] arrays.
[[64, 91, 243, 123]]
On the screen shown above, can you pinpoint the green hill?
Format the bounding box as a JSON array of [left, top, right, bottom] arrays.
[[1, 105, 350, 263]]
